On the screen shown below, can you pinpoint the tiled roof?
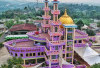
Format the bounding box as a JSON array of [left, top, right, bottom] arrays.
[[10, 23, 37, 31]]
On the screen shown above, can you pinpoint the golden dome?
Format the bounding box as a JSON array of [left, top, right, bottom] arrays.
[[59, 9, 74, 28]]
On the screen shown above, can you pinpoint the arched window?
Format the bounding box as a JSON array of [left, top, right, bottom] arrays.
[[26, 53, 28, 57], [38, 52, 41, 56], [20, 54, 23, 57], [79, 40, 82, 43], [41, 52, 44, 55], [33, 53, 36, 56], [30, 53, 32, 56], [15, 53, 17, 57], [11, 52, 13, 55]]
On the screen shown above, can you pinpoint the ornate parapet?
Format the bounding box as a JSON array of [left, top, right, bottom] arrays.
[[75, 35, 88, 39], [43, 7, 50, 11], [42, 15, 51, 20], [51, 10, 60, 15], [75, 29, 87, 35], [3, 39, 45, 58]]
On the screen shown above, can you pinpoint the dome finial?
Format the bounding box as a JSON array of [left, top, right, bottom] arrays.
[[64, 9, 67, 16]]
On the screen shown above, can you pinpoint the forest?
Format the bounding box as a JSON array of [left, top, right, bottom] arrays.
[[0, 3, 100, 25]]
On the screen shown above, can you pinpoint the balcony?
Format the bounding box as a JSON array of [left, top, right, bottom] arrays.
[[46, 38, 66, 46], [42, 15, 51, 20], [75, 43, 86, 47], [51, 10, 60, 15], [67, 51, 73, 53], [43, 7, 50, 11], [75, 35, 88, 39], [41, 23, 50, 28], [51, 59, 59, 63], [48, 30, 63, 36]]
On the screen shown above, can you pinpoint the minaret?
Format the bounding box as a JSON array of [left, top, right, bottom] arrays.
[[42, 0, 51, 33], [62, 10, 77, 63], [47, 0, 63, 66], [50, 0, 62, 41]]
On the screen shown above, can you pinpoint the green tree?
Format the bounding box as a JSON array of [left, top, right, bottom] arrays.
[[90, 63, 100, 68], [97, 22, 100, 27], [0, 64, 8, 68], [86, 29, 96, 36], [5, 20, 14, 29], [6, 57, 23, 68], [76, 20, 84, 30], [0, 43, 4, 48]]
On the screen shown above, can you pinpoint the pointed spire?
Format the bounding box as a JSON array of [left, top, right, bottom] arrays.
[[64, 9, 68, 16]]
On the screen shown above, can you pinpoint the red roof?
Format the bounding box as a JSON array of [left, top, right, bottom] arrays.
[[10, 23, 37, 31]]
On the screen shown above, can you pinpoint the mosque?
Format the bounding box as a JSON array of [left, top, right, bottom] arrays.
[[3, 0, 100, 68]]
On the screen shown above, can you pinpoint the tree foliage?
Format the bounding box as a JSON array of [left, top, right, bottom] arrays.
[[97, 22, 100, 27], [76, 20, 84, 30], [0, 57, 23, 68], [90, 63, 100, 68], [5, 20, 14, 29], [86, 29, 96, 36]]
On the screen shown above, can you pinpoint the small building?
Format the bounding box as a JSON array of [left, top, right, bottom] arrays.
[[89, 23, 99, 30], [0, 24, 6, 33], [9, 23, 37, 35]]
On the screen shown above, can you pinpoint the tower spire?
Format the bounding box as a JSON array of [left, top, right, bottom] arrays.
[[64, 9, 68, 16]]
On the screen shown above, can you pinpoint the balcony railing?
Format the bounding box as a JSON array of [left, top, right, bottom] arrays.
[[48, 30, 63, 36], [51, 10, 60, 15], [43, 7, 50, 11], [42, 15, 51, 19]]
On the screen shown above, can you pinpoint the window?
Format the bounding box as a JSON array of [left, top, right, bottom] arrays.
[[67, 47, 70, 51], [74, 40, 77, 43], [79, 40, 82, 43], [20, 54, 23, 57], [55, 4, 58, 10], [37, 58, 45, 63], [41, 52, 44, 55], [30, 53, 32, 56], [38, 52, 41, 56], [66, 53, 69, 57], [55, 46, 58, 50], [11, 52, 13, 55], [33, 53, 35, 56], [26, 53, 28, 57], [46, 3, 48, 7], [67, 47, 72, 51], [63, 45, 65, 49], [55, 16, 58, 21], [52, 55, 56, 59], [67, 33, 73, 40], [46, 20, 48, 24], [68, 28, 73, 31], [66, 53, 72, 57], [66, 59, 72, 62], [67, 42, 73, 45], [55, 27, 58, 32], [63, 54, 65, 58], [15, 53, 17, 57]]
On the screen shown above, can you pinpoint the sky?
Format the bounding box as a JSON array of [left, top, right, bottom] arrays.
[[3, 0, 100, 5]]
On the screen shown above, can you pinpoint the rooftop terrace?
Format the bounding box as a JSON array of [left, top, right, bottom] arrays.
[[11, 41, 34, 48]]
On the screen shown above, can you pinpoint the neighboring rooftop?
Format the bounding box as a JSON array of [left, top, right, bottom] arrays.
[[10, 23, 37, 32]]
